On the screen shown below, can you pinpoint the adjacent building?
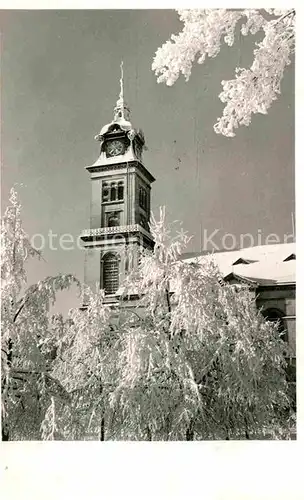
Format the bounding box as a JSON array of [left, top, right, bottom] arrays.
[[184, 244, 296, 364]]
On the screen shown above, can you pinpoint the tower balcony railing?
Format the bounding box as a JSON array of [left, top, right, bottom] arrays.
[[80, 224, 152, 239]]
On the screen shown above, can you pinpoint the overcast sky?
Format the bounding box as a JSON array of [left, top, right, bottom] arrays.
[[0, 9, 295, 311]]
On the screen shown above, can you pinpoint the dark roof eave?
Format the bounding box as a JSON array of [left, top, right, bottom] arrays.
[[224, 272, 295, 288], [223, 272, 258, 287]]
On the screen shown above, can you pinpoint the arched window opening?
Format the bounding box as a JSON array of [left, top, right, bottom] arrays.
[[107, 212, 120, 227], [102, 253, 119, 295], [262, 308, 287, 343]]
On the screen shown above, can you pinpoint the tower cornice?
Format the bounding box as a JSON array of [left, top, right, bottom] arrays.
[[80, 223, 154, 242], [85, 160, 156, 184]]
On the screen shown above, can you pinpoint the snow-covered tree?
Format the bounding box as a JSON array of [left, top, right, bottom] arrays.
[[110, 208, 293, 440], [1, 188, 79, 440], [50, 288, 117, 440], [3, 192, 293, 440], [152, 9, 295, 137], [49, 209, 293, 440]]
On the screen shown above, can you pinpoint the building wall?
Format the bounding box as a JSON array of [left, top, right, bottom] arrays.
[[256, 285, 296, 357], [83, 246, 101, 291], [90, 178, 102, 229]]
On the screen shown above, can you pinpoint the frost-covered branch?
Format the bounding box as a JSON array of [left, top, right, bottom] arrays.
[[152, 9, 295, 137], [111, 208, 293, 440], [1, 190, 294, 440], [1, 188, 80, 440]]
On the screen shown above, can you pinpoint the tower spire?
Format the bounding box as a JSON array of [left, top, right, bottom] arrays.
[[119, 60, 124, 105], [114, 61, 130, 121]]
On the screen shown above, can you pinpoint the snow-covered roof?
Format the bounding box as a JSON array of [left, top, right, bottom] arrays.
[[183, 242, 296, 286], [97, 118, 133, 138]]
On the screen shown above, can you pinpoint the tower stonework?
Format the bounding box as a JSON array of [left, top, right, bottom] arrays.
[[80, 64, 155, 304]]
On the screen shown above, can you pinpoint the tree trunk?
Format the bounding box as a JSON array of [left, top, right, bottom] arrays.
[[1, 339, 13, 442], [2, 421, 9, 441], [225, 426, 230, 440], [99, 383, 105, 441], [186, 427, 194, 441], [7, 338, 13, 367], [244, 415, 250, 439], [99, 416, 105, 441], [146, 426, 152, 441], [165, 286, 171, 314]]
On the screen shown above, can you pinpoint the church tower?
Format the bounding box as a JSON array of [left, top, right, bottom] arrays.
[[80, 63, 155, 304]]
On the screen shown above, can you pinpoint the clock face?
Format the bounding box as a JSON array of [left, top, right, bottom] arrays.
[[105, 140, 125, 157]]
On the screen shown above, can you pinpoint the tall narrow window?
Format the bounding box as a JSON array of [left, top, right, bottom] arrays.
[[102, 183, 109, 202], [110, 184, 117, 201], [143, 190, 147, 210], [139, 188, 142, 207], [139, 187, 148, 211], [103, 253, 119, 295], [118, 182, 124, 200]]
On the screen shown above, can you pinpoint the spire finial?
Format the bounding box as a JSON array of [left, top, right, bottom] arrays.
[[119, 61, 124, 103], [114, 61, 130, 121]]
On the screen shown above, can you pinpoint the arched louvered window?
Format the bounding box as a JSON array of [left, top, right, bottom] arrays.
[[102, 253, 119, 295]]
